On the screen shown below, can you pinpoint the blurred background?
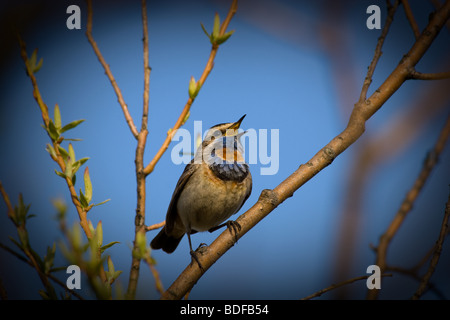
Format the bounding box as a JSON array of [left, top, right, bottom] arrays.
[[0, 0, 449, 299]]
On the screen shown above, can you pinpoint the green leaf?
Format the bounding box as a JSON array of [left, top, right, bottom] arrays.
[[96, 221, 103, 247], [84, 167, 92, 204], [215, 29, 235, 45], [101, 241, 120, 253], [28, 49, 38, 73], [65, 156, 73, 179], [57, 146, 69, 161], [200, 22, 211, 40], [212, 13, 220, 39], [54, 104, 61, 129], [44, 243, 56, 274], [47, 120, 60, 141], [45, 144, 57, 159], [60, 119, 85, 134], [79, 189, 88, 208], [54, 170, 67, 179], [33, 57, 43, 73], [68, 143, 76, 164], [17, 228, 29, 248], [93, 199, 111, 207], [72, 157, 89, 172]]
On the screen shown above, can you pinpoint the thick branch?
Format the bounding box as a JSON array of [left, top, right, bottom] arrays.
[[161, 0, 450, 300]]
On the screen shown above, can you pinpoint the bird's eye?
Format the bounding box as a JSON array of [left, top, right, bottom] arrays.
[[210, 136, 215, 141]]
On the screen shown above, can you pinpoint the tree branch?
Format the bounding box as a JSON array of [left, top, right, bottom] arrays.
[[401, 0, 421, 39], [407, 69, 450, 80], [367, 114, 450, 300], [143, 0, 238, 176], [160, 0, 450, 300], [125, 0, 151, 299], [85, 0, 139, 139], [412, 189, 450, 299], [301, 273, 392, 300], [359, 0, 400, 102]]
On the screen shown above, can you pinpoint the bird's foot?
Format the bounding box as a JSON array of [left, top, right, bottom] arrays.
[[190, 250, 205, 273]]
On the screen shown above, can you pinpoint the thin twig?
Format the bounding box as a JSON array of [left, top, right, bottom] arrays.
[[0, 242, 84, 300], [145, 220, 165, 232], [141, 0, 150, 132], [359, 0, 400, 102], [161, 1, 450, 300], [412, 189, 450, 299], [143, 0, 238, 176], [367, 114, 450, 300], [85, 0, 139, 139], [408, 69, 450, 80], [301, 273, 392, 300], [401, 0, 421, 39]]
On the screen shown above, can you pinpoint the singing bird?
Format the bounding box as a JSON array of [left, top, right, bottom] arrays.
[[150, 115, 252, 268]]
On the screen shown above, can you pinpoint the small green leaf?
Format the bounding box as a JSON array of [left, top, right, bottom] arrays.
[[28, 49, 38, 72], [68, 143, 76, 164], [93, 199, 111, 207], [45, 144, 57, 159], [54, 105, 61, 129], [96, 221, 103, 247], [54, 170, 66, 179], [65, 156, 73, 179], [79, 189, 88, 208], [72, 157, 89, 175], [101, 241, 120, 253], [212, 13, 220, 39], [33, 57, 43, 73], [215, 29, 235, 45], [60, 119, 85, 134], [47, 120, 60, 141], [200, 23, 211, 40], [57, 146, 69, 161], [84, 167, 92, 204], [44, 243, 56, 274]]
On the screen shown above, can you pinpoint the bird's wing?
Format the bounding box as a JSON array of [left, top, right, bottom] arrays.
[[165, 160, 198, 234]]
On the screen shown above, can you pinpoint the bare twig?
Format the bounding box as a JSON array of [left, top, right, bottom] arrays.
[[143, 0, 238, 176], [412, 189, 450, 299], [145, 221, 165, 232], [359, 0, 400, 102], [85, 0, 139, 139], [401, 0, 421, 39], [161, 1, 450, 300], [407, 69, 450, 80], [367, 114, 450, 300], [301, 273, 392, 300]]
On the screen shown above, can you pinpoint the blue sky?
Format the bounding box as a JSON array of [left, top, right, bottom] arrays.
[[0, 0, 449, 299]]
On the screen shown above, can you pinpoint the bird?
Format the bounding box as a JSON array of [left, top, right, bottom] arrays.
[[150, 115, 252, 269]]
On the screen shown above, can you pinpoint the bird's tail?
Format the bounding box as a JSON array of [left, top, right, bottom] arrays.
[[150, 227, 183, 253]]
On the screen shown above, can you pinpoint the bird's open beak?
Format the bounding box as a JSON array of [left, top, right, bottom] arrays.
[[225, 114, 246, 136]]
